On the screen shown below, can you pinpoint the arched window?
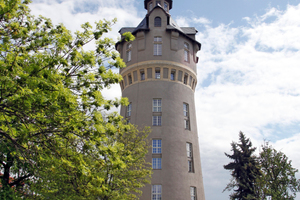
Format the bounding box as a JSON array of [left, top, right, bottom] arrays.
[[154, 17, 161, 27]]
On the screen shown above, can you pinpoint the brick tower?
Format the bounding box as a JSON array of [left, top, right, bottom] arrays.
[[116, 1, 205, 199]]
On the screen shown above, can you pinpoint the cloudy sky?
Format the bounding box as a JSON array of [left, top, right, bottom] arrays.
[[29, 0, 300, 199]]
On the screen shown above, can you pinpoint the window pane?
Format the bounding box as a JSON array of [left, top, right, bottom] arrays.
[[153, 139, 162, 154], [154, 17, 161, 27], [183, 103, 188, 116], [153, 99, 162, 112], [153, 116, 162, 126], [152, 158, 161, 169], [154, 44, 162, 55], [190, 187, 196, 200], [127, 103, 132, 117], [152, 185, 162, 200], [184, 49, 189, 62], [188, 160, 193, 172], [186, 143, 192, 157], [171, 72, 175, 80], [164, 2, 168, 11], [141, 71, 145, 80], [154, 36, 162, 42], [155, 70, 160, 79], [149, 3, 153, 11]]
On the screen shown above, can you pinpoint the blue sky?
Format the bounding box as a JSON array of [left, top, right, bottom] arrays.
[[30, 0, 300, 199]]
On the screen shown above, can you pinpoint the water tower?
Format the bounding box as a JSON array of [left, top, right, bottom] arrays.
[[116, 1, 205, 199]]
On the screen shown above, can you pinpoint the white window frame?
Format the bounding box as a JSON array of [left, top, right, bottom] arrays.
[[184, 119, 190, 130], [187, 142, 194, 172], [152, 116, 162, 126], [154, 36, 162, 56], [184, 103, 190, 130], [184, 42, 190, 62], [186, 143, 192, 158], [188, 160, 194, 172], [126, 43, 132, 62], [152, 139, 162, 154], [190, 187, 197, 200], [153, 99, 162, 112], [183, 103, 189, 117], [152, 158, 162, 169], [126, 103, 132, 117], [152, 185, 162, 200]]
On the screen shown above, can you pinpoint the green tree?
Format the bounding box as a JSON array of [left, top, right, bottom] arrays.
[[257, 142, 300, 200], [224, 131, 261, 200], [0, 0, 151, 199]]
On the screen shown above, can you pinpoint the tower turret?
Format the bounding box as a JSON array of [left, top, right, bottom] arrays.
[[116, 1, 205, 199], [144, 0, 173, 13]]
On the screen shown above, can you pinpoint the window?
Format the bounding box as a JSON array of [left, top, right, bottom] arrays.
[[152, 139, 162, 154], [187, 143, 194, 172], [153, 116, 162, 126], [184, 119, 190, 130], [153, 99, 162, 112], [155, 69, 160, 79], [126, 103, 132, 117], [183, 103, 189, 117], [190, 187, 197, 200], [152, 185, 162, 200], [153, 99, 162, 126], [154, 36, 162, 56], [170, 70, 175, 80], [140, 70, 145, 80], [152, 158, 161, 169], [149, 2, 153, 11], [184, 74, 188, 84], [186, 143, 192, 158], [188, 160, 194, 172], [128, 74, 132, 85], [126, 43, 132, 62], [184, 103, 190, 130], [126, 119, 130, 124], [154, 17, 161, 27], [164, 2, 168, 11], [184, 42, 189, 62]]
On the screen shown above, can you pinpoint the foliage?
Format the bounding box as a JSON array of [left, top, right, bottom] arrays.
[[0, 0, 151, 199], [223, 131, 261, 200], [257, 142, 300, 200]]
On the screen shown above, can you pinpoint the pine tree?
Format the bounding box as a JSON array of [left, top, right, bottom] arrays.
[[224, 131, 261, 200]]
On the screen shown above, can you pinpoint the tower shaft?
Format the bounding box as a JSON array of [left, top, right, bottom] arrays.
[[116, 1, 205, 199]]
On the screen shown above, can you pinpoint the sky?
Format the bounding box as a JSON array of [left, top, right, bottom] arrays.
[[29, 0, 300, 199]]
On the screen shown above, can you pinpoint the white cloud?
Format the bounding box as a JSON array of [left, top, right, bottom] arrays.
[[193, 17, 211, 25], [30, 0, 142, 41], [193, 3, 300, 199]]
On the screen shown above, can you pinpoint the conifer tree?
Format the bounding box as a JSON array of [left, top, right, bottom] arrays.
[[224, 131, 261, 200]]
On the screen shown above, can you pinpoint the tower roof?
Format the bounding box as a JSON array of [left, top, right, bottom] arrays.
[[144, 0, 173, 10]]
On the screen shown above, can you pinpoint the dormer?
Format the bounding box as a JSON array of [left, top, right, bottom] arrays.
[[145, 0, 173, 13]]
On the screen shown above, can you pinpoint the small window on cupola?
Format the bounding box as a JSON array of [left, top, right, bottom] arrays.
[[149, 2, 153, 11], [164, 2, 168, 11]]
